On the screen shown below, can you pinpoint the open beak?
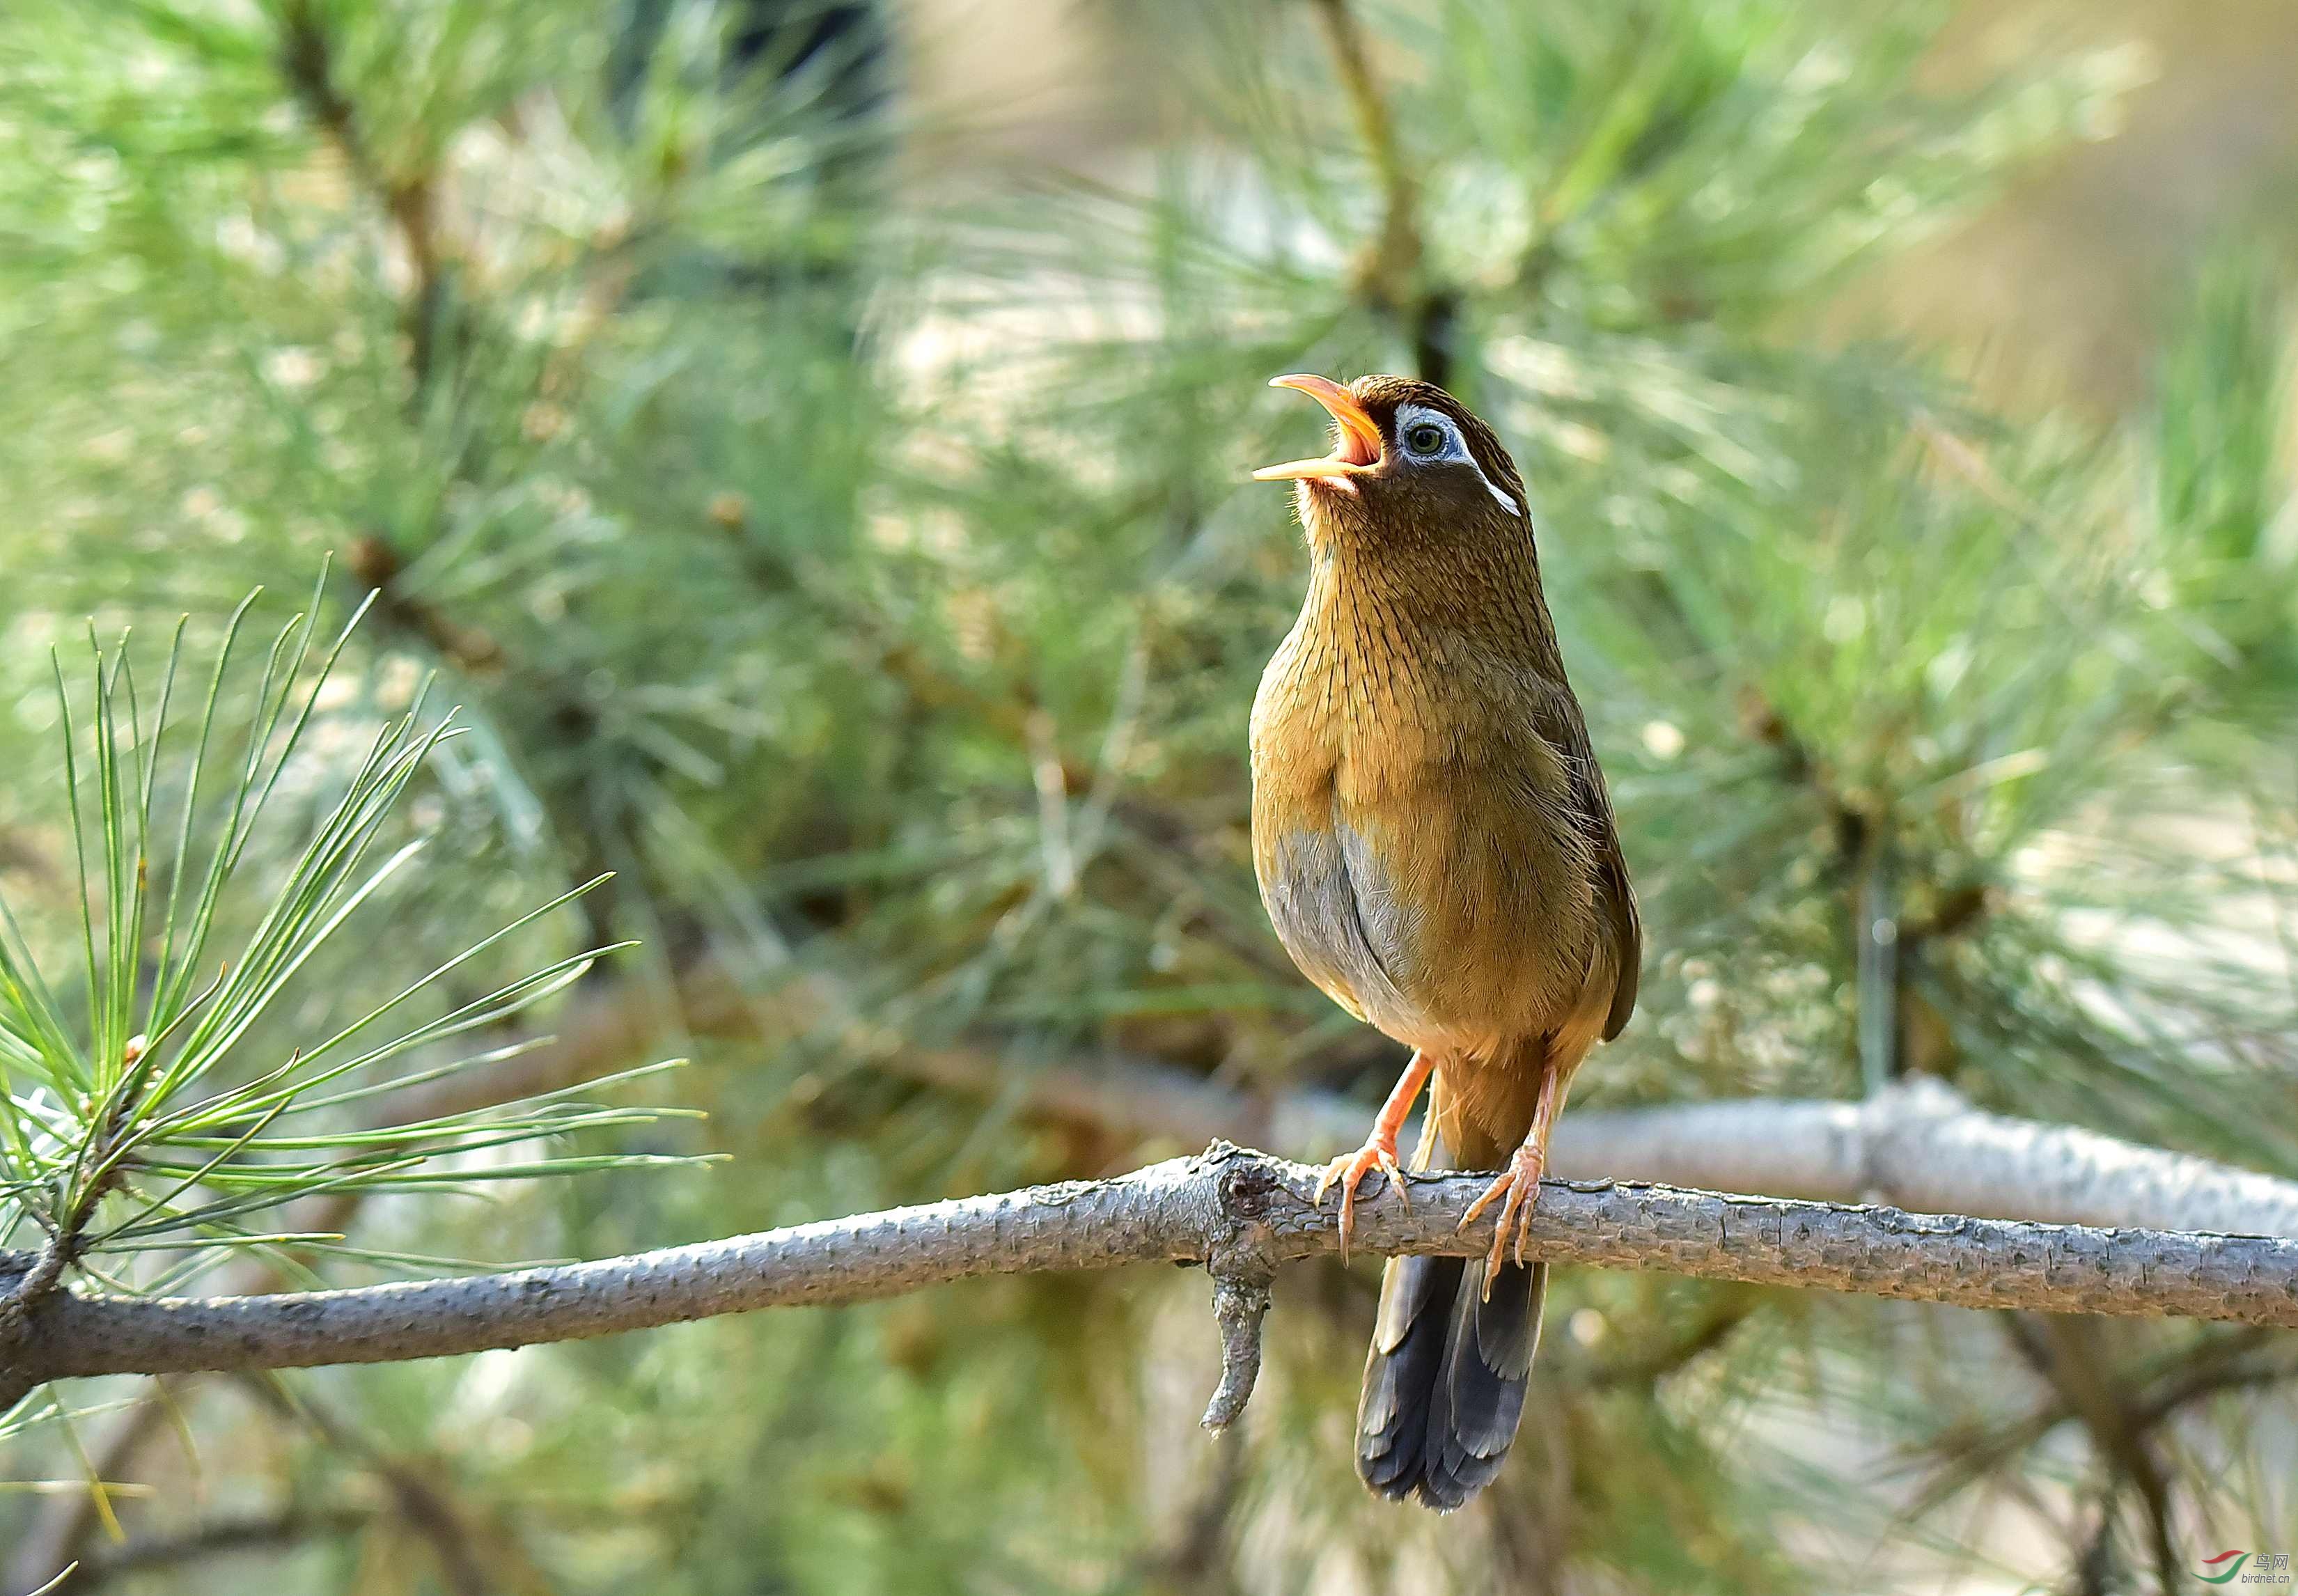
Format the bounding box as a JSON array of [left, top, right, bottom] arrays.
[[1253, 374, 1383, 483]]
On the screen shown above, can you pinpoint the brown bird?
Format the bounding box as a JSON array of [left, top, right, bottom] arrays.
[[1249, 373, 1639, 1511]]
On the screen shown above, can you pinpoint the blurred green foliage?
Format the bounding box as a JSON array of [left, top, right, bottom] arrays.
[[1, 0, 2294, 1590]]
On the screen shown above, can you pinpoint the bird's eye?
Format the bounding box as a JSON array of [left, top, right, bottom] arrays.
[[1404, 421, 1448, 455]]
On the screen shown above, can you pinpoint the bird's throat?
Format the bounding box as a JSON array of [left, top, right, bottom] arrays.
[[1295, 532, 1565, 691]]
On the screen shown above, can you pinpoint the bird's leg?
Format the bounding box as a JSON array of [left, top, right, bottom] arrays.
[[1459, 1063, 1570, 1284], [1313, 1049, 1434, 1260]]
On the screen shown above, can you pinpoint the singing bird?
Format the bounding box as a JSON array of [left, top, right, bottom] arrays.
[[1249, 373, 1639, 1511]]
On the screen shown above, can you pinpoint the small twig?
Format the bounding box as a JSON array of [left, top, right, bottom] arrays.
[[1, 1248, 70, 1333], [2133, 1338, 2298, 1428], [240, 1375, 490, 1596], [1, 1386, 180, 1596], [342, 539, 504, 675], [278, 1, 448, 396], [1, 1069, 141, 1357], [51, 1507, 371, 1594], [1198, 1272, 1272, 1433], [2001, 1315, 2180, 1596], [0, 1246, 67, 1428], [1195, 1148, 1287, 1432], [1307, 0, 1457, 384], [1309, 0, 1418, 280]]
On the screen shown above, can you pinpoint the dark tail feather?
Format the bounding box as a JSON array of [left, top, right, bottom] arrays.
[[1355, 1254, 1544, 1512]]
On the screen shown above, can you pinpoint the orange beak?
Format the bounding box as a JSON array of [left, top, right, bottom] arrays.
[[1253, 374, 1383, 483]]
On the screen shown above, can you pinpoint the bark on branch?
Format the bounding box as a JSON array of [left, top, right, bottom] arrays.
[[6, 1145, 2297, 1430]]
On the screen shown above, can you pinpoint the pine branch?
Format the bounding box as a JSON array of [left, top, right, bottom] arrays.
[[379, 956, 2298, 1234], [6, 1145, 2298, 1437], [3, 1213, 365, 1595], [1551, 1079, 2298, 1237]]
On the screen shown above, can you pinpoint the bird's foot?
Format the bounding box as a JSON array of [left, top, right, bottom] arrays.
[[1312, 1135, 1409, 1261], [1459, 1143, 1547, 1284]]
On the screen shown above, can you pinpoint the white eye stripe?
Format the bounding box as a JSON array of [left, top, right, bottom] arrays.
[[1393, 402, 1520, 518]]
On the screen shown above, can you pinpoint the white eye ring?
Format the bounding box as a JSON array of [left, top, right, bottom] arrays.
[[1394, 405, 1465, 462], [1393, 402, 1521, 517]]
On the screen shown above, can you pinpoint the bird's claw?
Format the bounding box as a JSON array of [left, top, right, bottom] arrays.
[[1313, 1138, 1408, 1261], [1458, 1144, 1547, 1287]]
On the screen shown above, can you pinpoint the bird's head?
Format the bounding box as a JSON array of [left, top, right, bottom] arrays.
[[1253, 373, 1529, 551]]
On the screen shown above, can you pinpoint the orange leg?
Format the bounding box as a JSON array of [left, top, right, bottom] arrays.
[[1313, 1049, 1434, 1260], [1459, 1063, 1570, 1283]]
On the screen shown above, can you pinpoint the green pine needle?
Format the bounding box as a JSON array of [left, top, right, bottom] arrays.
[[0, 579, 693, 1286]]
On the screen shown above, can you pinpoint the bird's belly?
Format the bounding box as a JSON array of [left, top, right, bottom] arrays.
[[1258, 793, 1603, 1056], [1260, 823, 1461, 1052], [1250, 626, 1604, 1054]]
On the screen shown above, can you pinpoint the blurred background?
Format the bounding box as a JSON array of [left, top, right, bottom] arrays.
[[2, 0, 2297, 1590]]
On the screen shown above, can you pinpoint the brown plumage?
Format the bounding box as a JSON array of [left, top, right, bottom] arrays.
[[1249, 373, 1639, 1511]]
